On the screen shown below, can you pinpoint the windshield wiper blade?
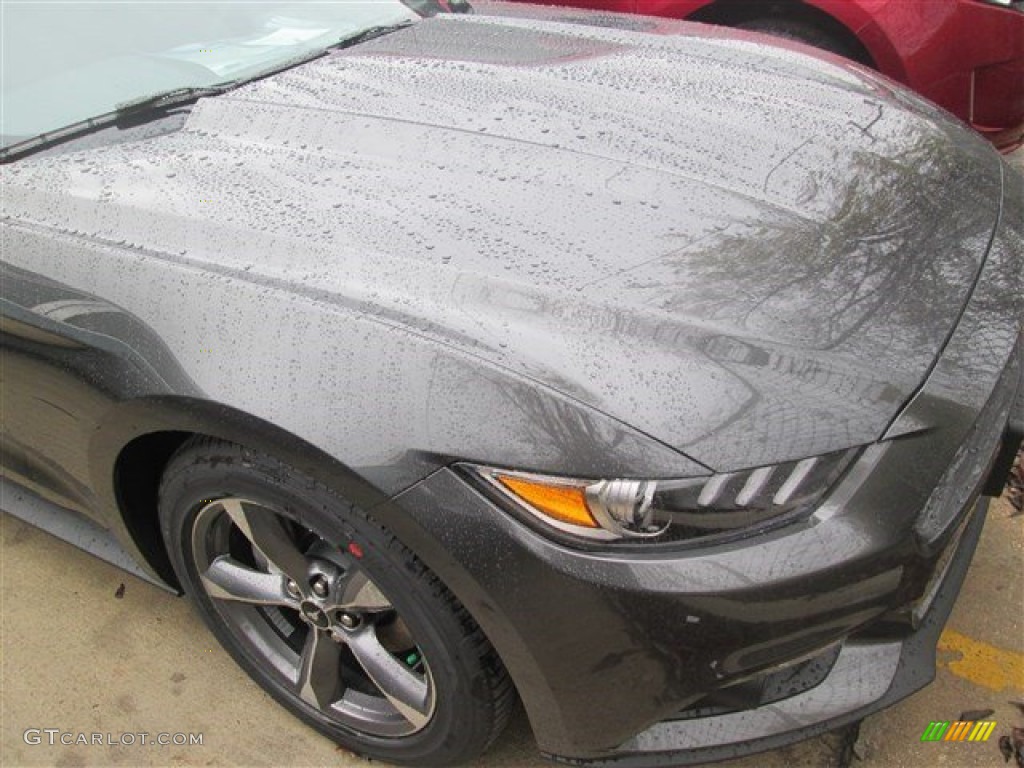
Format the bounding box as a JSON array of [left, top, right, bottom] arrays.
[[112, 22, 414, 119], [115, 84, 234, 118], [1, 20, 417, 164], [332, 20, 415, 49], [0, 86, 228, 163]]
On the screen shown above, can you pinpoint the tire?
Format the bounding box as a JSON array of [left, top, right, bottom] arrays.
[[736, 18, 860, 61], [158, 437, 514, 766]]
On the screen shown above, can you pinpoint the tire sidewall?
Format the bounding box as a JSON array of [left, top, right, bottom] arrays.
[[159, 447, 494, 766]]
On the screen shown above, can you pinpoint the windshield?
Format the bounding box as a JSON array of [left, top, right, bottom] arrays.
[[1, 0, 420, 149]]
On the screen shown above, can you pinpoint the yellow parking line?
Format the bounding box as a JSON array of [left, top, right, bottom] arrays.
[[937, 629, 1024, 692]]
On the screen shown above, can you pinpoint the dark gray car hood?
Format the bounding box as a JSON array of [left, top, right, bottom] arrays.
[[1, 9, 1005, 471]]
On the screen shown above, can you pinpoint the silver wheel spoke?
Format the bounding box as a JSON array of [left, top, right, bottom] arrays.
[[201, 555, 299, 607], [347, 627, 431, 729], [193, 497, 434, 736], [221, 499, 308, 582], [296, 628, 342, 709], [339, 570, 392, 612]]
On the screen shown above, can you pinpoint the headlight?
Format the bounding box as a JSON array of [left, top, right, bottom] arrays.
[[467, 447, 860, 544]]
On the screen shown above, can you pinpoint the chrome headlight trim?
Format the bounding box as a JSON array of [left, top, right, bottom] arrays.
[[465, 447, 862, 544]]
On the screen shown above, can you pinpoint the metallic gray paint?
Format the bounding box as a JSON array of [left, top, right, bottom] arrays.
[[1, 6, 1022, 765], [1, 13, 1007, 483]]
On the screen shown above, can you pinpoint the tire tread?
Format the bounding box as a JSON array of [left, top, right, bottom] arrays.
[[160, 436, 516, 763]]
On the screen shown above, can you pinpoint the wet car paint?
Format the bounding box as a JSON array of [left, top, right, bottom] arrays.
[[1, 6, 1022, 765], [1, 14, 1005, 479], [384, 209, 1022, 757], [495, 0, 1024, 150]]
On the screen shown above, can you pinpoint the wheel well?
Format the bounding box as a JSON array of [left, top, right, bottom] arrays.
[[110, 422, 392, 592], [688, 0, 874, 68], [114, 431, 193, 590]]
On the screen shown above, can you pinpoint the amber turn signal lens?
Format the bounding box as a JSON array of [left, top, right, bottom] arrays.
[[495, 475, 599, 528]]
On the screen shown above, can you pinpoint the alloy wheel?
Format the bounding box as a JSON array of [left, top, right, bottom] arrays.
[[190, 497, 436, 737]]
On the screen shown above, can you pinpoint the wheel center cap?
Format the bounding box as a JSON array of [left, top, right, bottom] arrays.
[[300, 601, 330, 629]]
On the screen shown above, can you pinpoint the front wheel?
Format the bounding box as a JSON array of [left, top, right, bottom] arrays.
[[158, 437, 514, 766]]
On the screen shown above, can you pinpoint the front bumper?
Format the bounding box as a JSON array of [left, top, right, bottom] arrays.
[[571, 499, 988, 766], [964, 1, 1024, 151], [971, 53, 1024, 152], [869, 0, 1024, 151]]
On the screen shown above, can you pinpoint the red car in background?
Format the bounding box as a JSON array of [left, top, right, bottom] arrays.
[[507, 0, 1024, 150]]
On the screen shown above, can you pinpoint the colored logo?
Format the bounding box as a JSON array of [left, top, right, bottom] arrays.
[[921, 720, 997, 742]]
